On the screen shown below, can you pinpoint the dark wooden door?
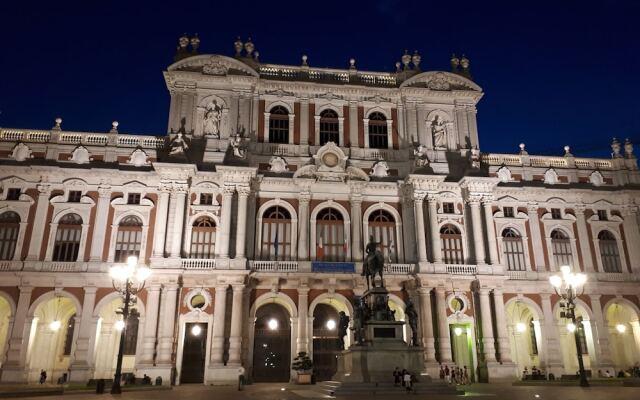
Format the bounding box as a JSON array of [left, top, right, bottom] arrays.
[[181, 323, 207, 383], [252, 328, 291, 382]]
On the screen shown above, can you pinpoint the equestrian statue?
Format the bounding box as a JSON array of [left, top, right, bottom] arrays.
[[362, 236, 385, 289]]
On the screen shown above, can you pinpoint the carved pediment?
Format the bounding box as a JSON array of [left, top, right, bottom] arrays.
[[400, 71, 482, 92], [10, 143, 32, 162], [167, 54, 259, 77]]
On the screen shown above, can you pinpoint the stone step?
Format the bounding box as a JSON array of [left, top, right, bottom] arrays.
[[324, 382, 463, 396]]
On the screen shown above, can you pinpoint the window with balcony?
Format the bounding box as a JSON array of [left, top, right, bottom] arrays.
[[440, 224, 463, 264], [550, 229, 573, 268], [443, 202, 455, 214], [316, 208, 345, 262], [68, 191, 82, 203], [191, 216, 216, 259], [127, 193, 141, 205], [551, 208, 562, 219], [268, 106, 289, 144], [114, 215, 142, 262], [368, 112, 388, 149], [0, 211, 20, 260], [368, 209, 397, 262], [319, 109, 340, 145], [598, 230, 622, 273], [502, 228, 526, 271], [261, 206, 292, 261], [53, 213, 83, 262], [6, 188, 21, 201]]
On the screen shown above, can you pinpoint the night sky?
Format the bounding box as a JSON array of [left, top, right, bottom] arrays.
[[1, 0, 638, 157]]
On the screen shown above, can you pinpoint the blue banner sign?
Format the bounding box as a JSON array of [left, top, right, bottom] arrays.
[[311, 262, 355, 273]]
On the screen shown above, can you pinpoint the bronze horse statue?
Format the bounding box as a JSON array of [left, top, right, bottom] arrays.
[[362, 237, 385, 289]]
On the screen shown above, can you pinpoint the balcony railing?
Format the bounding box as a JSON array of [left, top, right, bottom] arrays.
[[384, 263, 415, 274], [182, 259, 217, 270], [0, 260, 21, 271], [482, 153, 616, 170], [0, 127, 165, 149], [250, 260, 299, 272], [445, 264, 477, 275]]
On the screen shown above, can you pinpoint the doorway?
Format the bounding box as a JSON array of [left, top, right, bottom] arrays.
[[312, 304, 340, 381], [252, 303, 291, 382], [450, 324, 475, 382], [181, 323, 207, 384]]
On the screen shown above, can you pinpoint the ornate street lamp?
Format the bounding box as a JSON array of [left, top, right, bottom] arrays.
[[109, 256, 151, 394], [549, 265, 589, 387]]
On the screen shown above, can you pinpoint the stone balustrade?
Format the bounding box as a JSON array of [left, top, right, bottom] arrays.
[[384, 263, 415, 274], [0, 127, 165, 149], [481, 152, 618, 170], [182, 258, 217, 270], [250, 260, 299, 272]]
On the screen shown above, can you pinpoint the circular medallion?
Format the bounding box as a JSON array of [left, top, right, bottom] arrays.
[[322, 152, 339, 167]]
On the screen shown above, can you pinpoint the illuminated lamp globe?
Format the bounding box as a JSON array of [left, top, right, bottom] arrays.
[[549, 275, 562, 288], [516, 322, 527, 333], [616, 324, 627, 334], [567, 323, 576, 333], [49, 320, 62, 331], [326, 319, 336, 330], [191, 325, 202, 336], [115, 320, 125, 331], [268, 318, 278, 330], [454, 327, 463, 336]]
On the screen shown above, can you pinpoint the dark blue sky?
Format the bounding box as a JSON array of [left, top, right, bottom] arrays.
[[1, 0, 638, 157]]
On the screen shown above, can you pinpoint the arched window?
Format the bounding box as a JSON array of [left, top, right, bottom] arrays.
[[319, 109, 339, 145], [123, 310, 139, 355], [269, 106, 289, 144], [598, 230, 622, 273], [550, 229, 573, 268], [53, 213, 82, 262], [316, 208, 345, 262], [115, 215, 142, 262], [368, 112, 388, 149], [440, 224, 463, 264], [368, 209, 397, 262], [0, 211, 20, 260], [63, 314, 76, 356], [261, 206, 292, 260], [502, 228, 526, 271], [191, 217, 216, 258]]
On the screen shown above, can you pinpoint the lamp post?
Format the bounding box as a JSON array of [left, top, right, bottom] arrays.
[[549, 265, 589, 387], [109, 256, 151, 394]]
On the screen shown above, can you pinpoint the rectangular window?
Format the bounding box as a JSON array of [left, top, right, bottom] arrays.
[[503, 207, 514, 218], [127, 193, 141, 205], [551, 208, 562, 219], [68, 191, 82, 203], [6, 188, 21, 201], [200, 193, 214, 205], [443, 202, 455, 214], [597, 210, 608, 221]]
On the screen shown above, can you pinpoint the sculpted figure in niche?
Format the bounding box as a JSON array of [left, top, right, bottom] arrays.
[[431, 115, 447, 148], [203, 100, 223, 137]]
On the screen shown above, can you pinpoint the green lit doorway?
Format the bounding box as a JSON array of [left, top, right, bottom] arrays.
[[450, 323, 475, 382]]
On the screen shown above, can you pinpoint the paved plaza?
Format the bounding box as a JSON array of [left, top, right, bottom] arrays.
[[4, 383, 640, 400]]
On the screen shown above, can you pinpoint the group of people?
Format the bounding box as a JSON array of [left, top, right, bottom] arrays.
[[439, 364, 471, 385], [393, 367, 414, 391], [521, 366, 546, 380], [598, 363, 640, 378]]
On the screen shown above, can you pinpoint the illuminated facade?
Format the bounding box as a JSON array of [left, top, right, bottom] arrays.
[[0, 36, 639, 385]]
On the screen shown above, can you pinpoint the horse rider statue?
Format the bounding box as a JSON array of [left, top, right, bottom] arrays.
[[362, 236, 385, 289]]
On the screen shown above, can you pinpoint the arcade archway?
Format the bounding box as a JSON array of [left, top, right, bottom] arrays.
[[252, 303, 291, 382]]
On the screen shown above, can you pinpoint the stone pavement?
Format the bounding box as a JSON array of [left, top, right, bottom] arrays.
[[5, 382, 640, 400]]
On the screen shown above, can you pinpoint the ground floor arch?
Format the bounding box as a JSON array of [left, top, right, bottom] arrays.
[[0, 294, 14, 368], [447, 313, 478, 382], [252, 302, 292, 382], [554, 301, 596, 374], [505, 299, 544, 375], [605, 300, 640, 371]]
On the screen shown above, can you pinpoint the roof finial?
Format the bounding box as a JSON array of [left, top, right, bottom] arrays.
[[111, 121, 119, 133], [563, 145, 573, 157], [301, 54, 308, 67], [349, 58, 356, 70], [401, 49, 411, 70], [411, 50, 421, 71], [244, 37, 255, 57], [53, 117, 62, 130], [234, 36, 243, 56], [450, 54, 460, 72], [519, 143, 528, 155], [190, 34, 200, 54]]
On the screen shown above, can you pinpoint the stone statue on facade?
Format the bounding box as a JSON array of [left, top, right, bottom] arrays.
[[203, 100, 223, 137], [362, 236, 385, 290], [169, 132, 189, 156], [230, 133, 247, 158], [351, 297, 368, 345], [338, 311, 350, 350], [413, 143, 429, 167], [405, 300, 419, 346], [372, 293, 395, 321], [432, 115, 447, 148]]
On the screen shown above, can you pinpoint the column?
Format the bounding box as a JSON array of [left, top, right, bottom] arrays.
[[478, 288, 496, 362], [152, 188, 170, 258], [296, 287, 309, 355], [413, 192, 428, 263], [234, 187, 250, 259], [492, 289, 512, 363], [419, 287, 436, 362], [300, 98, 309, 145], [217, 185, 235, 258], [482, 198, 500, 265], [540, 293, 563, 371], [210, 285, 228, 365], [527, 203, 546, 270], [298, 194, 310, 260], [348, 101, 358, 148], [1, 287, 33, 382], [350, 195, 363, 261], [435, 287, 452, 362], [89, 187, 111, 261], [227, 285, 244, 365], [169, 186, 187, 258], [70, 287, 98, 381], [156, 284, 178, 365], [139, 285, 161, 365], [26, 184, 51, 260], [589, 295, 614, 367], [427, 194, 442, 263], [469, 198, 486, 265], [574, 206, 595, 272]]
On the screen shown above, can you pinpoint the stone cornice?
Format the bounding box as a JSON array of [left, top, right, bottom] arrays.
[[152, 162, 198, 181]]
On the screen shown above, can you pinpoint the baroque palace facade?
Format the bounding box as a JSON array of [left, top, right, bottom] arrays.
[[0, 36, 639, 385]]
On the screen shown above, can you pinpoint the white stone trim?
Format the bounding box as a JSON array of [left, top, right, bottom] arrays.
[[309, 200, 351, 261], [361, 202, 405, 263], [254, 199, 299, 261]]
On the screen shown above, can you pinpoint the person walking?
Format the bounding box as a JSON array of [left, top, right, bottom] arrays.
[[463, 366, 470, 384], [39, 370, 47, 384], [403, 370, 412, 393], [393, 367, 401, 387], [439, 365, 445, 380], [444, 365, 450, 383], [401, 369, 407, 387]]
